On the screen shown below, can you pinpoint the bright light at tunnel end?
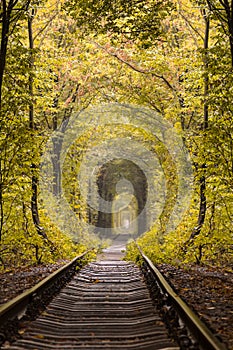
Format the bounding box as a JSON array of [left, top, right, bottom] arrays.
[[40, 103, 193, 241]]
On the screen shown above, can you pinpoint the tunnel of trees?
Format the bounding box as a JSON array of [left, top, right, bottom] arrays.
[[94, 159, 148, 238], [0, 0, 232, 267]]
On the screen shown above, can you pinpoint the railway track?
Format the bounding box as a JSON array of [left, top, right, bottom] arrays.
[[0, 242, 227, 350]]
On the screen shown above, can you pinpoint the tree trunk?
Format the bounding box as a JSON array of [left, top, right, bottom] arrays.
[[0, 162, 3, 240], [0, 0, 11, 240], [0, 0, 11, 108], [28, 12, 47, 240], [0, 0, 31, 239], [51, 119, 69, 196], [51, 84, 79, 197], [184, 11, 209, 252], [223, 0, 233, 66], [206, 0, 233, 66]]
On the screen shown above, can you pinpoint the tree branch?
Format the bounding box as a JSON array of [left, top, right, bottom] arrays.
[[93, 41, 177, 93]]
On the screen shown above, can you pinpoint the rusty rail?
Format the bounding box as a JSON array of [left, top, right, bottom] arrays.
[[0, 251, 90, 330], [136, 243, 227, 350]]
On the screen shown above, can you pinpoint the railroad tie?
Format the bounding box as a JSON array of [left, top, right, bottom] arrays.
[[6, 260, 179, 350]]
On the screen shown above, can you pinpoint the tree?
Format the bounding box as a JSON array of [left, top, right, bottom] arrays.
[[0, 0, 31, 107], [184, 8, 210, 252], [0, 0, 232, 267], [0, 0, 32, 240], [28, 8, 49, 239], [0, 0, 89, 265], [205, 0, 233, 65]]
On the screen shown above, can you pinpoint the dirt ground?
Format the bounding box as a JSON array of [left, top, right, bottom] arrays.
[[157, 263, 233, 350]]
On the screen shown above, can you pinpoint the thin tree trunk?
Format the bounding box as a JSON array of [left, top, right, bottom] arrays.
[[28, 12, 47, 240], [51, 84, 79, 197], [184, 11, 209, 251], [206, 0, 233, 66], [0, 0, 13, 240], [0, 161, 3, 240], [0, 0, 11, 108], [0, 0, 31, 240], [224, 0, 233, 66]]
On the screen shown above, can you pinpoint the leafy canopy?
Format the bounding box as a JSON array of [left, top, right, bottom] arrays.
[[65, 0, 173, 46]]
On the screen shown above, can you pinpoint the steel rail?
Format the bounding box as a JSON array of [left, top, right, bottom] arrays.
[[1, 259, 180, 350], [136, 244, 227, 350], [0, 250, 91, 328]]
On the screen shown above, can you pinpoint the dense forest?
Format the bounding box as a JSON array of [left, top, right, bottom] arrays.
[[0, 0, 232, 269]]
